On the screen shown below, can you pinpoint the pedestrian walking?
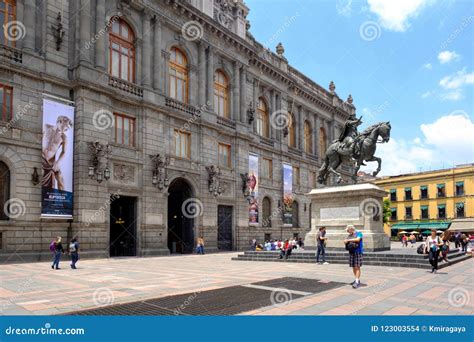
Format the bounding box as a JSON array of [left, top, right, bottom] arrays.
[[440, 231, 451, 262], [409, 233, 416, 247], [460, 234, 468, 253], [344, 225, 363, 289], [454, 231, 461, 249], [196, 236, 205, 255], [425, 229, 442, 273], [316, 226, 329, 264], [69, 237, 79, 269], [51, 236, 64, 270]]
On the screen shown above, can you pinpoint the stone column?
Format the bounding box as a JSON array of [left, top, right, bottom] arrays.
[[22, 0, 35, 51], [240, 68, 247, 123], [252, 77, 258, 132], [206, 46, 214, 111], [153, 17, 162, 92], [95, 0, 106, 70], [233, 61, 240, 121], [330, 113, 336, 142], [298, 106, 304, 149], [79, 0, 91, 63], [162, 51, 170, 96], [142, 11, 152, 87], [271, 90, 276, 140], [314, 115, 320, 158], [198, 42, 206, 106]]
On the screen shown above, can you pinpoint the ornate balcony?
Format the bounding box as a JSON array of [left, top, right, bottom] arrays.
[[217, 116, 236, 129], [0, 44, 22, 63], [165, 97, 201, 116], [108, 75, 143, 97]]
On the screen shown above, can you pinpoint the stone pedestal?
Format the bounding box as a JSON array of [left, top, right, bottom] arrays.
[[305, 183, 390, 252]]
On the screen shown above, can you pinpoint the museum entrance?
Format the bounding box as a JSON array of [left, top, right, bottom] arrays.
[[167, 178, 194, 254], [109, 196, 137, 257], [217, 205, 233, 251]]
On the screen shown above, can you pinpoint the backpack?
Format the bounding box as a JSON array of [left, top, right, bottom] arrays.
[[49, 241, 56, 252], [345, 241, 359, 253], [417, 243, 425, 254], [69, 242, 76, 252]]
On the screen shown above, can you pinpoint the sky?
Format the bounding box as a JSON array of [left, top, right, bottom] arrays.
[[245, 0, 474, 176]]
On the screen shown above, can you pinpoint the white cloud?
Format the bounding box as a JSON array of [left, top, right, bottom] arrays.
[[336, 0, 353, 17], [367, 0, 433, 32], [362, 112, 474, 176], [439, 68, 474, 89], [440, 89, 463, 101], [421, 91, 433, 99], [423, 63, 432, 70], [438, 50, 460, 64]]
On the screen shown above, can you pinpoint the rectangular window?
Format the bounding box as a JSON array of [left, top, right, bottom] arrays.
[[437, 183, 445, 198], [0, 84, 13, 122], [390, 208, 397, 221], [405, 207, 412, 219], [456, 202, 465, 218], [390, 189, 397, 202], [421, 205, 429, 219], [0, 0, 16, 47], [404, 187, 412, 200], [218, 143, 231, 168], [420, 185, 428, 199], [174, 129, 191, 159], [262, 158, 273, 179], [456, 181, 464, 196], [292, 166, 300, 186], [114, 113, 135, 147], [438, 204, 446, 219]]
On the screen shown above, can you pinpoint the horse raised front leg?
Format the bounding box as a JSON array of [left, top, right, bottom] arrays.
[[367, 156, 381, 176]]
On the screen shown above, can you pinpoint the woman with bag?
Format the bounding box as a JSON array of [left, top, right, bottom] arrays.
[[425, 230, 443, 273], [440, 231, 451, 262]]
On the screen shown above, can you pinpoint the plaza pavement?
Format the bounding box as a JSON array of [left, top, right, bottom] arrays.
[[0, 251, 472, 316]]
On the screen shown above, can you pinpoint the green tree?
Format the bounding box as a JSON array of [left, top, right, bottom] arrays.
[[383, 198, 391, 224]]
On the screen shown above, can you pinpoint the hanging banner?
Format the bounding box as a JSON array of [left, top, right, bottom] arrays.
[[283, 163, 293, 225], [41, 99, 74, 218], [248, 154, 259, 224]]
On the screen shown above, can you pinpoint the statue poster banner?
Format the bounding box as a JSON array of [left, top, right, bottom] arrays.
[[41, 99, 74, 218], [282, 163, 293, 225], [248, 154, 259, 224]]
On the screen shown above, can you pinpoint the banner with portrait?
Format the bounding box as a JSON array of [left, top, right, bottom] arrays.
[[248, 154, 259, 224], [282, 163, 293, 225], [41, 99, 74, 218]]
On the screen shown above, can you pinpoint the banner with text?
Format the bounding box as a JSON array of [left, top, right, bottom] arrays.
[[283, 163, 293, 225], [41, 99, 74, 218], [248, 154, 259, 224]]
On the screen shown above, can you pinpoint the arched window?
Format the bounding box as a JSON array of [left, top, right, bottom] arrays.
[[0, 0, 16, 47], [256, 97, 269, 138], [169, 47, 189, 103], [304, 121, 312, 154], [292, 200, 299, 228], [288, 114, 296, 148], [214, 70, 229, 118], [109, 18, 135, 82], [0, 161, 10, 220], [319, 127, 327, 157], [262, 197, 271, 227]]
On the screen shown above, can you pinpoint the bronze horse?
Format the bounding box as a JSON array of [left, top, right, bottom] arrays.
[[317, 121, 391, 184]]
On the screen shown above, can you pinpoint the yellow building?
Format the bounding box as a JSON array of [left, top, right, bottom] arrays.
[[373, 164, 474, 237]]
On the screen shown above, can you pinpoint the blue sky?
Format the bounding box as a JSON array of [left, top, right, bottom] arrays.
[[246, 0, 473, 176]]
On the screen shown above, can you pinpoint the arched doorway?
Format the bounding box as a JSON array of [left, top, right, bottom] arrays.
[[167, 178, 194, 254]]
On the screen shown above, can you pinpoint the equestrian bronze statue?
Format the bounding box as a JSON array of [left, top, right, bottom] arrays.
[[317, 114, 391, 184]]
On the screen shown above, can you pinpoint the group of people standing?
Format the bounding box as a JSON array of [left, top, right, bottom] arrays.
[[49, 236, 79, 270]]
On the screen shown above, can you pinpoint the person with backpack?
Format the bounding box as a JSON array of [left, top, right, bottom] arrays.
[[51, 236, 64, 270], [344, 225, 363, 289], [69, 237, 79, 269], [425, 229, 443, 273]]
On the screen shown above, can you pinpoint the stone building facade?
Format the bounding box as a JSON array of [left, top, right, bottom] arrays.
[[0, 0, 355, 261]]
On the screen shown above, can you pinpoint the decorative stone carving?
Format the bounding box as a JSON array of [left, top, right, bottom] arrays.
[[88, 141, 112, 183], [206, 165, 224, 197], [276, 42, 285, 57], [329, 81, 336, 94], [117, 0, 131, 15], [52, 12, 65, 51], [347, 94, 353, 104], [150, 153, 169, 190], [214, 0, 234, 29], [247, 101, 255, 124], [240, 172, 251, 201], [113, 163, 135, 184]]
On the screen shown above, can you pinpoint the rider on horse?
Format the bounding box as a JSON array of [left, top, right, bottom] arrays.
[[335, 114, 365, 165]]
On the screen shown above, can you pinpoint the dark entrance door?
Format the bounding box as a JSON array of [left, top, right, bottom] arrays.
[[110, 196, 137, 257], [217, 205, 233, 251], [168, 178, 194, 254]]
